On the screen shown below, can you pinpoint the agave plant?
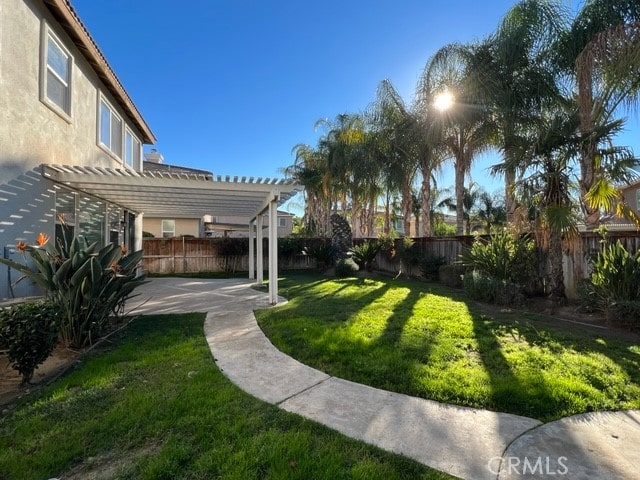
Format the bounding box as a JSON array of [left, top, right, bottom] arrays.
[[0, 225, 146, 348], [349, 240, 381, 272]]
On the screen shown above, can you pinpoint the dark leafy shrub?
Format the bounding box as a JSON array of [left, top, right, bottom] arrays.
[[463, 271, 524, 306], [576, 279, 601, 313], [607, 301, 640, 331], [397, 237, 420, 267], [419, 254, 446, 281], [439, 264, 466, 288], [214, 238, 249, 273], [303, 244, 335, 270], [335, 258, 359, 277], [215, 237, 249, 256], [142, 231, 155, 238], [0, 225, 146, 348], [0, 301, 61, 384], [350, 241, 381, 271], [278, 237, 305, 258]]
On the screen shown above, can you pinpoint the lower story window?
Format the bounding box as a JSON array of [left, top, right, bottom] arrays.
[[161, 219, 175, 238]]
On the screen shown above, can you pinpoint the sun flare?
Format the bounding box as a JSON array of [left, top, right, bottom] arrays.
[[434, 90, 455, 111]]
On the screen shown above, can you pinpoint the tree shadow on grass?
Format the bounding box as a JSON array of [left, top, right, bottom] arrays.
[[469, 312, 551, 419], [468, 305, 640, 421]]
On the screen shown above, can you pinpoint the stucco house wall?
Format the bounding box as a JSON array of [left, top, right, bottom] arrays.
[[622, 182, 640, 218], [0, 0, 154, 299], [143, 217, 202, 238], [0, 0, 147, 176]]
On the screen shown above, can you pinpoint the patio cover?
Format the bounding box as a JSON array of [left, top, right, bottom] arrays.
[[41, 164, 302, 304]]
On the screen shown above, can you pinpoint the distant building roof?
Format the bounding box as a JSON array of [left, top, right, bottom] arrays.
[[143, 160, 213, 178]]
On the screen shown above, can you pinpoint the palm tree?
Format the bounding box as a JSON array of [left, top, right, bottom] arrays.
[[369, 80, 419, 237], [554, 0, 640, 227], [482, 0, 567, 224], [419, 43, 495, 235], [285, 143, 331, 236], [474, 192, 507, 233], [439, 183, 484, 235]]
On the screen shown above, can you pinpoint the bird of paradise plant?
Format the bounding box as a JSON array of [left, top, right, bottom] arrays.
[[0, 222, 146, 348]]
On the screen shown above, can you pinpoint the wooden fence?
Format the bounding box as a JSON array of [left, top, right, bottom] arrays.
[[142, 237, 319, 274], [143, 233, 640, 295]]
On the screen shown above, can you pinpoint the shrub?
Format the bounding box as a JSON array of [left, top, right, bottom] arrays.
[[582, 241, 640, 329], [463, 271, 524, 306], [607, 301, 640, 331], [0, 301, 61, 384], [303, 244, 335, 270], [0, 226, 146, 348], [278, 237, 305, 258], [590, 240, 640, 304], [215, 237, 249, 256], [460, 230, 536, 284], [377, 233, 397, 260], [432, 222, 456, 237], [418, 254, 446, 281], [350, 240, 381, 271], [214, 238, 249, 273], [142, 231, 155, 238], [439, 264, 466, 288], [335, 258, 359, 277]]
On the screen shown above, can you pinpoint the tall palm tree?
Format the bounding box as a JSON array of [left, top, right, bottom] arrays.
[[554, 0, 640, 227], [419, 43, 495, 235], [285, 143, 331, 236], [369, 80, 419, 237], [482, 0, 567, 224]]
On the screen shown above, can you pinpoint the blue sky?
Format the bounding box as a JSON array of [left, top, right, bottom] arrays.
[[73, 0, 639, 210]]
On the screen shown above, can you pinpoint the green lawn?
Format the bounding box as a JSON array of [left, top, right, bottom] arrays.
[[0, 313, 450, 480], [257, 273, 640, 422]]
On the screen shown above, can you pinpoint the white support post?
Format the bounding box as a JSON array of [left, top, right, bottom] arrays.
[[268, 199, 278, 305], [104, 203, 110, 246], [134, 213, 143, 252], [134, 212, 144, 278], [256, 213, 264, 284], [248, 218, 255, 280]]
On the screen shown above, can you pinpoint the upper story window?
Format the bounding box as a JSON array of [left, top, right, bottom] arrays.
[[636, 189, 640, 211], [99, 96, 123, 158], [278, 217, 287, 228], [41, 25, 73, 119], [125, 129, 141, 169]]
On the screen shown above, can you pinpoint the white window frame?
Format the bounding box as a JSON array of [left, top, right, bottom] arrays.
[[161, 219, 175, 238], [124, 129, 142, 169], [40, 23, 73, 120], [278, 217, 287, 228], [98, 94, 123, 159]]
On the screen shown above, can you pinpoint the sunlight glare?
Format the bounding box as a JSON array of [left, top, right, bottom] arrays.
[[434, 90, 454, 112]]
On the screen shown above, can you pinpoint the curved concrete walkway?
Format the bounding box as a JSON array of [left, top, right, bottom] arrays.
[[130, 278, 640, 480]]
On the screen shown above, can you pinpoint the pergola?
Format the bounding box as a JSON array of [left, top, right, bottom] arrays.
[[41, 164, 302, 304]]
